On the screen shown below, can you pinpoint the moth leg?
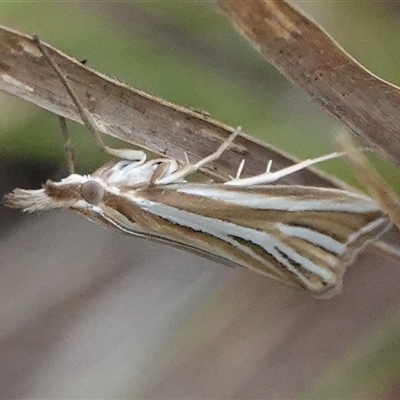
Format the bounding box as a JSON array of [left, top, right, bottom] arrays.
[[58, 116, 75, 174], [235, 159, 246, 179], [184, 152, 190, 165], [155, 127, 241, 184], [33, 35, 146, 164], [226, 151, 344, 186]]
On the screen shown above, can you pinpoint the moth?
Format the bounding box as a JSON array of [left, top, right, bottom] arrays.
[[4, 129, 391, 295], [3, 37, 392, 296]]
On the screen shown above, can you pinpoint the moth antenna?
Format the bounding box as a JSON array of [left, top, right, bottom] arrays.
[[33, 35, 145, 163]]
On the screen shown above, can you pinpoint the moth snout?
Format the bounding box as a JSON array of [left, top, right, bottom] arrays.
[[45, 180, 82, 202]]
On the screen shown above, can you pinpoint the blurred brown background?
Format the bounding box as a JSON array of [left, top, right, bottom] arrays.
[[1, 2, 400, 399]]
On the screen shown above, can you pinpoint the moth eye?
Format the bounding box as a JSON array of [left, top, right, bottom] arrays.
[[81, 180, 104, 205]]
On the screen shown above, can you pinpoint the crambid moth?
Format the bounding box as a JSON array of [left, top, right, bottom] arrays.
[[4, 141, 392, 295], [3, 37, 392, 296]]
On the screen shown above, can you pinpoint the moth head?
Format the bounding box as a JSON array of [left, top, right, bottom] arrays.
[[4, 174, 106, 213], [80, 180, 105, 205]]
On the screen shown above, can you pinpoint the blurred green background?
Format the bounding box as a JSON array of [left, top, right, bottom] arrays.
[[1, 2, 400, 399]]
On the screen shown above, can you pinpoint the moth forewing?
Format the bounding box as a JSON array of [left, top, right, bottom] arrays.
[[127, 184, 390, 294]]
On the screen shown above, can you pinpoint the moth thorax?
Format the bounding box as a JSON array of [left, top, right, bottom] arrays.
[[81, 180, 104, 205]]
